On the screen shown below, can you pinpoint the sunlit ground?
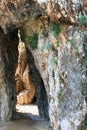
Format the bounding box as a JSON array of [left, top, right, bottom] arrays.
[[0, 104, 52, 130], [16, 104, 39, 116]]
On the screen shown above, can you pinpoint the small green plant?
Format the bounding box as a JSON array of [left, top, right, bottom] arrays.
[[78, 15, 87, 25], [56, 40, 59, 47], [50, 57, 58, 66], [81, 121, 87, 130], [52, 24, 62, 47], [57, 89, 62, 101], [26, 32, 38, 50], [52, 24, 62, 38]]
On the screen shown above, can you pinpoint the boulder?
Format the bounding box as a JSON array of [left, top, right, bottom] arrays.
[[17, 88, 35, 104]]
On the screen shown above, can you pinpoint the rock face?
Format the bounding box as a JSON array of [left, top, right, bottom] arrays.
[[22, 17, 87, 129], [26, 48, 49, 119], [15, 39, 36, 105], [32, 26, 86, 130], [0, 27, 18, 121], [0, 0, 86, 130], [17, 89, 35, 105], [0, 0, 86, 33], [0, 0, 44, 33], [15, 36, 49, 119]]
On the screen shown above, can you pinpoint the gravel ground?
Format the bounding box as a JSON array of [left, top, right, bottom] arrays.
[[0, 119, 52, 130], [0, 104, 52, 130]]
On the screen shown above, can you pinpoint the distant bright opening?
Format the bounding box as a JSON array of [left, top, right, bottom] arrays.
[[15, 31, 39, 119]]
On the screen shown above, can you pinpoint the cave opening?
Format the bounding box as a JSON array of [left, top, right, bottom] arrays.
[[0, 26, 49, 123], [14, 29, 49, 121]]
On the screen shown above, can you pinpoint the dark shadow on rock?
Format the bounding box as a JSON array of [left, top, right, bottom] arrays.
[[26, 47, 49, 121]]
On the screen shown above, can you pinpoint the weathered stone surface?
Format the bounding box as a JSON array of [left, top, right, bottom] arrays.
[[0, 0, 86, 33], [26, 47, 49, 119], [15, 39, 36, 104], [17, 14, 87, 129], [0, 0, 43, 33], [0, 1, 86, 130], [17, 89, 35, 105], [0, 27, 18, 121], [30, 25, 86, 130]]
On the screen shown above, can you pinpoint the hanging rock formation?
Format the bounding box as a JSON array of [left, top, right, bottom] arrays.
[[15, 38, 35, 105]]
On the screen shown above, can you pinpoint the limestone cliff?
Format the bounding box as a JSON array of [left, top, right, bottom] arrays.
[[0, 0, 86, 33], [23, 18, 87, 129], [0, 1, 87, 130]]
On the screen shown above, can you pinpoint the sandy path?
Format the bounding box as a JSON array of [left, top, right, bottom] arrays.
[[0, 119, 52, 130], [0, 104, 52, 130]]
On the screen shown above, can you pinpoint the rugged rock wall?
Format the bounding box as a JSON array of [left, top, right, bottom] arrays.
[[26, 47, 49, 119], [20, 15, 87, 129], [15, 38, 36, 105], [28, 27, 85, 130], [15, 36, 49, 119], [0, 0, 86, 32], [0, 27, 18, 121], [0, 0, 86, 130], [32, 27, 87, 130]]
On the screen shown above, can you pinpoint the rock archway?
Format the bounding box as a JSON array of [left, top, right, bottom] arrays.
[[15, 33, 49, 120], [0, 0, 87, 130], [0, 27, 49, 121]]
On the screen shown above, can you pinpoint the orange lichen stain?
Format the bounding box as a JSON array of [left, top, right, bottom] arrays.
[[50, 13, 61, 23], [41, 62, 47, 71], [59, 33, 66, 44], [57, 13, 61, 19], [53, 119, 57, 128], [52, 37, 57, 45]]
